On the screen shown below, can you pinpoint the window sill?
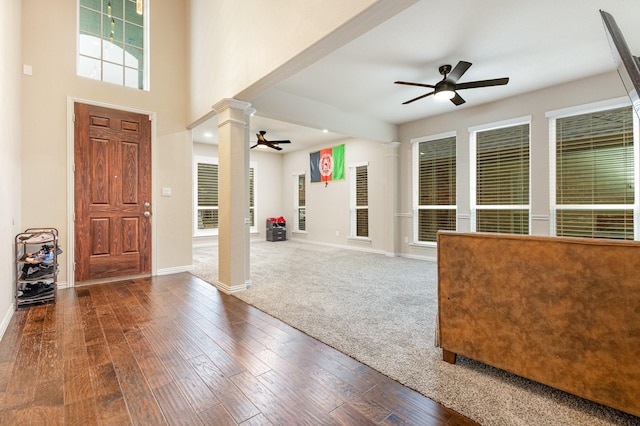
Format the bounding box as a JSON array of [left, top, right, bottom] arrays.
[[348, 237, 371, 243]]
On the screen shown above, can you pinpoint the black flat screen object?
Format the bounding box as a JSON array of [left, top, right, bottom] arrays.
[[600, 9, 640, 119]]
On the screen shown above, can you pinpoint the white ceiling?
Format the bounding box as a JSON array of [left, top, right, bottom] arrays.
[[192, 0, 640, 153]]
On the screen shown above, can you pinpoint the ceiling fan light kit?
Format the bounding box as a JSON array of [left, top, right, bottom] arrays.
[[395, 60, 509, 106]]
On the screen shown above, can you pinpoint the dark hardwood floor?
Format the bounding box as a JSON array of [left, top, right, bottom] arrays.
[[0, 273, 478, 425]]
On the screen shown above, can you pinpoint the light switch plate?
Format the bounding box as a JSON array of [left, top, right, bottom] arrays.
[[161, 187, 172, 197]]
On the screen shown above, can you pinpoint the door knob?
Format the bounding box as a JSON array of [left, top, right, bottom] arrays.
[[144, 211, 151, 217], [144, 202, 150, 207]]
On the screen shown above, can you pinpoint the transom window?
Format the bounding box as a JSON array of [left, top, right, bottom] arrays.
[[78, 0, 148, 90], [413, 133, 457, 243], [550, 103, 638, 240], [471, 118, 531, 235]]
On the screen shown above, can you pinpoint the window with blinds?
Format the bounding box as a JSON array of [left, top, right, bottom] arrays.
[[355, 166, 369, 238], [349, 164, 369, 238], [417, 136, 456, 242], [554, 106, 635, 239], [249, 167, 255, 227], [296, 174, 306, 231], [196, 162, 218, 230], [195, 160, 256, 235], [473, 123, 530, 234]]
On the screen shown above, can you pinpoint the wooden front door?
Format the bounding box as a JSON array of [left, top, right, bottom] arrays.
[[74, 103, 152, 282]]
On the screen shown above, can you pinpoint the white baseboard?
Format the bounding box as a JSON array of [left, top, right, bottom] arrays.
[[0, 303, 15, 342], [157, 265, 193, 276], [291, 238, 386, 255], [398, 252, 437, 262]]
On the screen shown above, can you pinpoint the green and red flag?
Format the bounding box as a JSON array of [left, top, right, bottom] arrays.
[[310, 144, 345, 183]]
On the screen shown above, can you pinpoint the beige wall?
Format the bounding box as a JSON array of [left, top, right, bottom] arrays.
[[397, 71, 628, 259], [192, 141, 284, 246], [0, 0, 23, 330], [281, 137, 387, 252], [188, 0, 415, 124], [21, 0, 192, 285]]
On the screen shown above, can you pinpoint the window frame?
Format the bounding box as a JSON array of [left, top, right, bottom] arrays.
[[469, 116, 532, 235], [547, 97, 640, 240], [349, 162, 369, 239], [77, 0, 150, 90], [248, 161, 258, 234], [193, 155, 219, 237], [412, 131, 457, 245], [193, 156, 257, 236], [293, 172, 306, 233]]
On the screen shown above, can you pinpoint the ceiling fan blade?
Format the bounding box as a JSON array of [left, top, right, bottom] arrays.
[[250, 143, 259, 149], [270, 144, 283, 151], [394, 81, 436, 89], [447, 61, 472, 83], [455, 77, 509, 90], [450, 92, 466, 106], [402, 91, 434, 105], [270, 140, 291, 144]]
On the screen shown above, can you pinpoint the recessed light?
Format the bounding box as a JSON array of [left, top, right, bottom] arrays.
[[322, 129, 329, 133], [203, 132, 213, 138]]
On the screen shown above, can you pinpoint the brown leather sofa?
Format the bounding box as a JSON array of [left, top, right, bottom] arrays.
[[437, 231, 640, 417]]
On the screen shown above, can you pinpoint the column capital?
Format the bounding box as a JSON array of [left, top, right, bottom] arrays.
[[212, 98, 252, 114]]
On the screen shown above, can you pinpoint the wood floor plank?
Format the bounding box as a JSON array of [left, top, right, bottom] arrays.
[[94, 392, 131, 425], [153, 381, 204, 426], [197, 403, 239, 426], [64, 397, 98, 426], [188, 354, 261, 423], [108, 342, 167, 425], [3, 331, 43, 408], [0, 273, 479, 426], [64, 357, 94, 405], [254, 349, 344, 412], [122, 328, 173, 390], [330, 402, 379, 425], [231, 370, 325, 425], [28, 405, 64, 426]]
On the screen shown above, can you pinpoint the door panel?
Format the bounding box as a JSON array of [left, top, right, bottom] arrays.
[[74, 103, 151, 282]]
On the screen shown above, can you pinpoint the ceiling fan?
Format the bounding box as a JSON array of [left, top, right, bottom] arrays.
[[395, 60, 509, 106], [250, 130, 291, 151]]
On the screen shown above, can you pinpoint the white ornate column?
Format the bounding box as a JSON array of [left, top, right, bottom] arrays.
[[213, 98, 252, 294], [384, 141, 401, 256]]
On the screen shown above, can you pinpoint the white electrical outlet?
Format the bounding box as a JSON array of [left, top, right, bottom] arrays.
[[335, 230, 339, 236], [404, 236, 409, 244]]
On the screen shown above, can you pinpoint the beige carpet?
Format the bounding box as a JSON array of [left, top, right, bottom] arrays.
[[191, 240, 638, 426]]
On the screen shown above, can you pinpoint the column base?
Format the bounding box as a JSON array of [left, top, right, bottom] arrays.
[[215, 280, 248, 294]]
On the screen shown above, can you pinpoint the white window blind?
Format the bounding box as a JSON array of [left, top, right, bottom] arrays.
[[355, 165, 369, 238], [249, 167, 255, 228], [555, 106, 635, 239], [298, 174, 306, 231], [196, 162, 218, 230], [474, 123, 530, 234], [417, 136, 456, 242]]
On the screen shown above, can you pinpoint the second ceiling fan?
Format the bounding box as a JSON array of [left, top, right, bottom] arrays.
[[395, 60, 509, 106], [250, 130, 291, 151]]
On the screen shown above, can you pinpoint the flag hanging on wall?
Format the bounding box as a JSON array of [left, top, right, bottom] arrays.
[[310, 144, 345, 183]]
